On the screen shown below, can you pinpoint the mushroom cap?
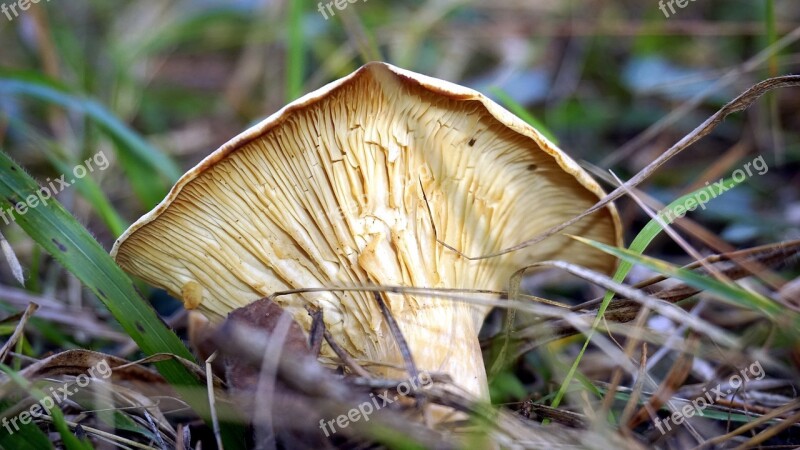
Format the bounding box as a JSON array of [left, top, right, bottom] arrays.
[[111, 62, 621, 396]]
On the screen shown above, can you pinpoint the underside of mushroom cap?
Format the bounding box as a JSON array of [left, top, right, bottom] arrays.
[[111, 62, 621, 399]]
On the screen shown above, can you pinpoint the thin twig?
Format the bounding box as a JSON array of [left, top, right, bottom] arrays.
[[692, 399, 800, 450], [372, 292, 418, 381], [205, 351, 223, 450], [143, 409, 168, 450], [0, 302, 38, 362], [323, 329, 373, 379]]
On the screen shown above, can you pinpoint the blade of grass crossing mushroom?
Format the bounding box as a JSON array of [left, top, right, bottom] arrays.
[[253, 311, 296, 450], [549, 179, 740, 412], [0, 151, 246, 448]]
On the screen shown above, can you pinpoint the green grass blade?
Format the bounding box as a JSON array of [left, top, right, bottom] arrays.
[[766, 0, 778, 76], [549, 178, 742, 411], [48, 156, 127, 237], [572, 236, 789, 322], [598, 177, 741, 312], [0, 151, 246, 447], [9, 121, 127, 236], [286, 0, 305, 102], [0, 399, 52, 449], [0, 365, 92, 450], [0, 150, 194, 367], [0, 73, 181, 183], [111, 148, 169, 209], [488, 87, 559, 144]]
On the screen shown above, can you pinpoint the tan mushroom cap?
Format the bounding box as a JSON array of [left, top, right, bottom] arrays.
[[111, 62, 622, 402]]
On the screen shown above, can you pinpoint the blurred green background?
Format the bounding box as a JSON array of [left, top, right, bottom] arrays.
[[0, 0, 798, 373], [2, 0, 798, 257], [0, 1, 799, 446]]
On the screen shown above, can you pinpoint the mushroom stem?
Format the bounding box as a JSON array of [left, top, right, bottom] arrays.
[[376, 298, 487, 399]]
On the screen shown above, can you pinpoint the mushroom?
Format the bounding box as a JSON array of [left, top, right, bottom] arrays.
[[111, 62, 621, 407]]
